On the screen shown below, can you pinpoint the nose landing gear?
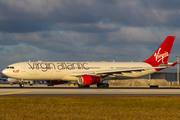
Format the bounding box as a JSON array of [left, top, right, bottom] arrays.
[[19, 79, 24, 88], [19, 83, 24, 88]]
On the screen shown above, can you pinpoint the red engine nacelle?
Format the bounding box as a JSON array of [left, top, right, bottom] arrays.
[[50, 80, 68, 85], [78, 75, 102, 85]]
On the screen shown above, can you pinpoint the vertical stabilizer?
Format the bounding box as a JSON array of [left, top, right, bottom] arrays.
[[143, 36, 175, 65]]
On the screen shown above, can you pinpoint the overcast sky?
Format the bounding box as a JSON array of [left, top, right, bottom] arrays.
[[0, 0, 180, 71]]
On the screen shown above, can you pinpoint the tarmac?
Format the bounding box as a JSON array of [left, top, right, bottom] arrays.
[[0, 84, 180, 97]]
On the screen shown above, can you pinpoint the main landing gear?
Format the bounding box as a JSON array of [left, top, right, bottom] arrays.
[[97, 83, 109, 88], [78, 83, 109, 88], [78, 84, 90, 88]]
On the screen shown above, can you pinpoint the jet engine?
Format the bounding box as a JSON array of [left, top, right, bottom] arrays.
[[78, 75, 102, 85], [7, 78, 19, 84]]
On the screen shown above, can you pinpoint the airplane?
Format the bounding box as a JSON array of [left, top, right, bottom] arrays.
[[2, 36, 177, 88]]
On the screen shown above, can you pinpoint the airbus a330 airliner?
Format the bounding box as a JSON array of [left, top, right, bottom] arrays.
[[2, 36, 177, 88]]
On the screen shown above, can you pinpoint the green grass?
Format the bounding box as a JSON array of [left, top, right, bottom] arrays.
[[0, 97, 180, 120]]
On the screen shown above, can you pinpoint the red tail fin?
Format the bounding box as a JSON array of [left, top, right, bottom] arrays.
[[143, 36, 175, 65]]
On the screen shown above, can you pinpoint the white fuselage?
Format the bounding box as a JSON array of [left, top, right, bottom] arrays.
[[2, 61, 156, 81]]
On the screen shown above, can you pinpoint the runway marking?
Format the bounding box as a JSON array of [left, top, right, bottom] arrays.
[[0, 91, 29, 95]]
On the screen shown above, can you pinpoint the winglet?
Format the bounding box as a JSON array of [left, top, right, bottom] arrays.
[[143, 36, 175, 65]]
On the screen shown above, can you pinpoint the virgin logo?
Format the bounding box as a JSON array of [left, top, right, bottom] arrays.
[[154, 48, 169, 63]]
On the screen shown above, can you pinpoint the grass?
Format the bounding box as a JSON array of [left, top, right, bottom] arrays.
[[0, 97, 180, 120]]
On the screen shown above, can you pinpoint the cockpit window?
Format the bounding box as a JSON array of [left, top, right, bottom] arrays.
[[6, 66, 15, 69]]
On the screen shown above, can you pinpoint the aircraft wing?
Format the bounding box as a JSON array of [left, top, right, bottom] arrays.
[[69, 66, 166, 77], [69, 61, 177, 77]]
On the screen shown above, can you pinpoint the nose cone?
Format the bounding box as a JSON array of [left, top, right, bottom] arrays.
[[2, 69, 7, 75]]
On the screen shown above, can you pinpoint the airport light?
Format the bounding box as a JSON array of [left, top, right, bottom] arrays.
[[175, 56, 179, 85]]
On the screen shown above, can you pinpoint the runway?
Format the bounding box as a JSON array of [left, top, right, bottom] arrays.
[[0, 84, 180, 97]]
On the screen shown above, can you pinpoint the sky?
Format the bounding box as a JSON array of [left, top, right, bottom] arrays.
[[0, 0, 180, 71]]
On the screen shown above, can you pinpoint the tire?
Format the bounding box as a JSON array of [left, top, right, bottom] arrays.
[[85, 85, 90, 87], [19, 83, 24, 88], [78, 85, 90, 88], [97, 83, 109, 88], [97, 84, 103, 88], [104, 84, 109, 88], [78, 84, 83, 88]]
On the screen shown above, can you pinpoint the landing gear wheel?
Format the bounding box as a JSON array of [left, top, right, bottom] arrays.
[[19, 83, 24, 88], [85, 85, 90, 87], [78, 84, 90, 88], [103, 83, 109, 88], [78, 84, 83, 88], [97, 84, 103, 88], [97, 83, 109, 88]]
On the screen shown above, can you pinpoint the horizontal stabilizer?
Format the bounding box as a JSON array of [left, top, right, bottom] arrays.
[[169, 61, 178, 67]]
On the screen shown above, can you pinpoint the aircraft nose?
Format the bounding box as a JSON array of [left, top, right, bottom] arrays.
[[2, 69, 7, 75]]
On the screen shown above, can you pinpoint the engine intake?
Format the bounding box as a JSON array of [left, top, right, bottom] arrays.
[[78, 75, 102, 85]]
